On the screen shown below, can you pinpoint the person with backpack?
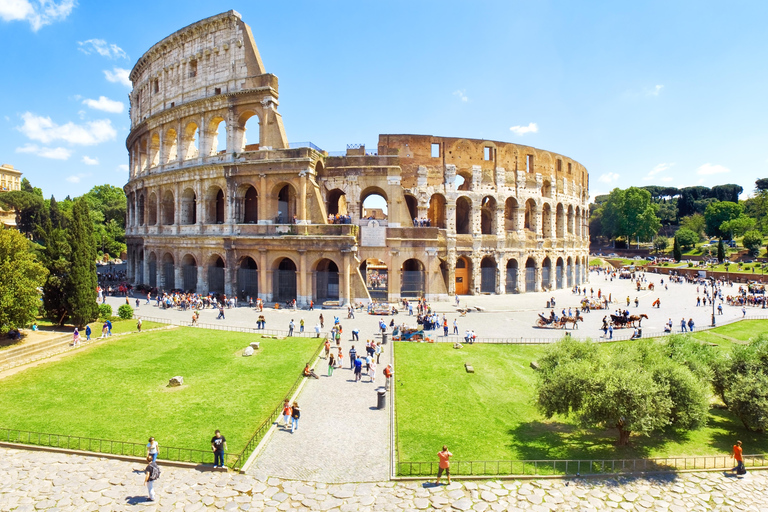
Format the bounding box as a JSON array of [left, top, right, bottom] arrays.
[[143, 455, 160, 501], [290, 402, 301, 433], [730, 440, 746, 475]]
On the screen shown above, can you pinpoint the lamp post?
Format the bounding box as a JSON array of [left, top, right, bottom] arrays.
[[710, 276, 716, 327]]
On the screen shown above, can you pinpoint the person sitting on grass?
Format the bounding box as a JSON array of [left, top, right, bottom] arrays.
[[303, 363, 319, 379]]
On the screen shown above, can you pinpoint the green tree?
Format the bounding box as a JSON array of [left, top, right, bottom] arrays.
[[653, 236, 668, 253], [720, 215, 755, 240], [673, 235, 682, 261], [600, 187, 661, 245], [717, 239, 725, 263], [40, 216, 72, 324], [710, 184, 743, 203], [674, 228, 699, 250], [756, 178, 768, 191], [66, 198, 99, 328], [679, 213, 706, 238], [704, 201, 742, 238], [535, 338, 708, 446], [742, 230, 763, 256], [0, 227, 48, 333]]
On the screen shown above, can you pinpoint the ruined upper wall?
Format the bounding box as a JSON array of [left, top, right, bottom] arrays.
[[378, 134, 589, 198], [128, 10, 272, 128]]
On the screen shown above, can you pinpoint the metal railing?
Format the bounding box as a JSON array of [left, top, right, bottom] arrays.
[[397, 454, 768, 477], [0, 427, 237, 466], [132, 315, 326, 338], [288, 141, 324, 152]]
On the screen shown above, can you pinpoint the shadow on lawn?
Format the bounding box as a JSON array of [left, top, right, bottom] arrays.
[[706, 407, 768, 454]]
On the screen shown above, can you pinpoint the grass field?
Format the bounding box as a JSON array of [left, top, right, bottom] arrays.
[[0, 326, 321, 453], [395, 320, 768, 466]]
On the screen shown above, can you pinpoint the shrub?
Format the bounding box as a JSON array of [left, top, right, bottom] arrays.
[[117, 304, 134, 320], [98, 304, 113, 320], [687, 262, 694, 267]]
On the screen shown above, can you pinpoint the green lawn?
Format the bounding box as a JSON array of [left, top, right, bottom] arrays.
[[0, 327, 320, 453], [395, 321, 768, 468]]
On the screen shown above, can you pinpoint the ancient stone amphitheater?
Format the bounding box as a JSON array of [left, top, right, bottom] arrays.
[[124, 11, 590, 306]]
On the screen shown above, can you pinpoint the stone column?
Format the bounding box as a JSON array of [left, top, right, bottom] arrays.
[[258, 174, 268, 224], [446, 201, 456, 235], [174, 262, 182, 292], [197, 264, 206, 293], [495, 205, 505, 238], [299, 170, 308, 223], [471, 255, 481, 295], [298, 250, 308, 306], [496, 258, 506, 295], [142, 248, 150, 289], [517, 260, 525, 293], [224, 248, 234, 296], [259, 249, 271, 302], [535, 259, 543, 292], [388, 252, 400, 303], [195, 181, 203, 228], [342, 251, 352, 306]]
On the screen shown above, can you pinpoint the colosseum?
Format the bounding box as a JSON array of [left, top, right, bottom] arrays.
[[124, 11, 590, 306]]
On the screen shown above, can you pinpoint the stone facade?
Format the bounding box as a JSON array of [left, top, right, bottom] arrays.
[[0, 163, 22, 192], [124, 11, 589, 306]]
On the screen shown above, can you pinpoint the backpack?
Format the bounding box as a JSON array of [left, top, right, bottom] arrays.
[[148, 463, 161, 481], [737, 465, 747, 475]]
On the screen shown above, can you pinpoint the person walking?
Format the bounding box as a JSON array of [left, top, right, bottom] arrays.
[[281, 400, 292, 428], [354, 355, 363, 382], [210, 430, 227, 468], [681, 317, 687, 332], [324, 339, 331, 359], [315, 323, 321, 338], [290, 402, 301, 433], [688, 318, 695, 332], [453, 319, 458, 335], [435, 446, 453, 485], [375, 342, 382, 364], [143, 455, 160, 501], [384, 364, 393, 391], [146, 436, 159, 462], [369, 360, 377, 382], [319, 313, 324, 328], [328, 353, 335, 376], [299, 318, 305, 333], [137, 317, 142, 332], [85, 325, 91, 341], [288, 319, 295, 336], [72, 328, 80, 347], [349, 346, 357, 369], [608, 324, 613, 340], [730, 440, 745, 475]]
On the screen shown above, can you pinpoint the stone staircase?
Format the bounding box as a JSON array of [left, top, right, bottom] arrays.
[[0, 333, 75, 372]]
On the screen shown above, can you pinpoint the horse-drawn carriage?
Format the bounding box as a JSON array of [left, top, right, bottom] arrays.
[[535, 313, 584, 330], [609, 313, 648, 329]]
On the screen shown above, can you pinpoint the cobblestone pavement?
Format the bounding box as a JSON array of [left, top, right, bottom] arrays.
[[2, 447, 767, 511], [107, 271, 761, 343], [246, 322, 393, 483]]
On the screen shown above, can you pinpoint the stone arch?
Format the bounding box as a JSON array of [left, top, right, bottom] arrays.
[[555, 257, 564, 289], [205, 186, 225, 224], [147, 192, 158, 225], [181, 254, 197, 292], [315, 258, 340, 301], [138, 193, 145, 226], [208, 115, 227, 155], [273, 257, 297, 303], [181, 188, 196, 225], [524, 198, 537, 232], [575, 206, 582, 237], [505, 258, 519, 293], [314, 159, 325, 176], [525, 257, 538, 292], [207, 254, 226, 295], [505, 197, 519, 231], [428, 193, 446, 229], [567, 205, 575, 235], [575, 254, 582, 286], [401, 258, 425, 298], [480, 196, 496, 234], [480, 255, 497, 293], [182, 121, 199, 160], [456, 169, 471, 191], [274, 182, 297, 223], [542, 203, 553, 238], [361, 186, 388, 220], [235, 183, 258, 223], [542, 256, 552, 291], [542, 179, 552, 198], [162, 252, 175, 290], [361, 257, 388, 301], [455, 255, 472, 295], [455, 196, 472, 234], [237, 256, 259, 300], [164, 128, 178, 163], [404, 193, 418, 224], [148, 251, 157, 288], [161, 189, 174, 225], [327, 188, 348, 216], [136, 250, 145, 285], [556, 203, 565, 238], [236, 111, 260, 151], [138, 137, 148, 173], [149, 132, 160, 168]]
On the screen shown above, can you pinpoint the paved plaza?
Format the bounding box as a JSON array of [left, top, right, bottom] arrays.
[[2, 447, 767, 511]]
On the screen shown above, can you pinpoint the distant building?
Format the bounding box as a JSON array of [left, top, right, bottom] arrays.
[[0, 164, 22, 192]]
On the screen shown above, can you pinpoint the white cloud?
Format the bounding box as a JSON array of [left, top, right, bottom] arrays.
[[598, 172, 620, 183], [697, 163, 731, 175], [642, 162, 675, 181], [82, 156, 98, 165], [82, 95, 124, 113], [660, 176, 673, 182], [453, 89, 469, 102], [0, 0, 76, 31], [17, 111, 116, 146], [117, 164, 129, 172], [104, 67, 131, 87], [78, 39, 127, 59], [509, 123, 539, 136], [65, 172, 91, 183], [647, 84, 664, 97], [16, 143, 72, 160]]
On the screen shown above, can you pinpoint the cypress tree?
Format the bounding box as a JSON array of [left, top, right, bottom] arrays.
[[673, 235, 682, 262], [66, 198, 99, 327], [717, 239, 725, 263]]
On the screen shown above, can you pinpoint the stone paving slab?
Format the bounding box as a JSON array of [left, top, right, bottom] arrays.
[[3, 447, 768, 511]]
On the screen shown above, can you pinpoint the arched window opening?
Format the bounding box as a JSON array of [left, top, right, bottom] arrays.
[[505, 198, 518, 231], [405, 194, 419, 224], [480, 196, 496, 234], [542, 180, 552, 198], [149, 133, 160, 168], [567, 256, 574, 287], [506, 259, 518, 293], [542, 257, 552, 291], [428, 194, 446, 229], [316, 259, 339, 301], [273, 258, 297, 303], [542, 204, 553, 238], [181, 254, 197, 292], [165, 128, 178, 163], [162, 253, 175, 290], [237, 256, 258, 300], [480, 256, 496, 293], [401, 259, 425, 298], [525, 257, 537, 292], [181, 188, 196, 225], [361, 258, 388, 300], [161, 190, 174, 225], [138, 194, 145, 226], [361, 192, 387, 220], [137, 251, 145, 285], [455, 196, 471, 234], [207, 255, 225, 295], [276, 185, 296, 223], [243, 186, 258, 223], [556, 257, 564, 289], [182, 122, 199, 160], [524, 199, 536, 232], [148, 253, 157, 288], [455, 172, 470, 191], [556, 204, 565, 238], [210, 118, 227, 155], [238, 113, 260, 152], [455, 256, 471, 295], [148, 192, 158, 225], [327, 189, 348, 217], [567, 206, 575, 235]]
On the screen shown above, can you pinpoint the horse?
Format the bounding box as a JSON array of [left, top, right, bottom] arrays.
[[627, 314, 649, 327], [610, 314, 630, 327], [559, 317, 584, 329]]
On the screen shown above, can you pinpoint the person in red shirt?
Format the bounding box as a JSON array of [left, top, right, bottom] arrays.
[[731, 440, 745, 474], [435, 445, 453, 485]]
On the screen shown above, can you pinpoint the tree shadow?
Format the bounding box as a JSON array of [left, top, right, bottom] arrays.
[[705, 407, 768, 454]]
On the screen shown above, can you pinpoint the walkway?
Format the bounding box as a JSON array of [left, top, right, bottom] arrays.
[[2, 447, 767, 511], [246, 321, 392, 483]]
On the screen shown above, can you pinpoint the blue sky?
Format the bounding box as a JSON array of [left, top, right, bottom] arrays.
[[1, 0, 767, 201]]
